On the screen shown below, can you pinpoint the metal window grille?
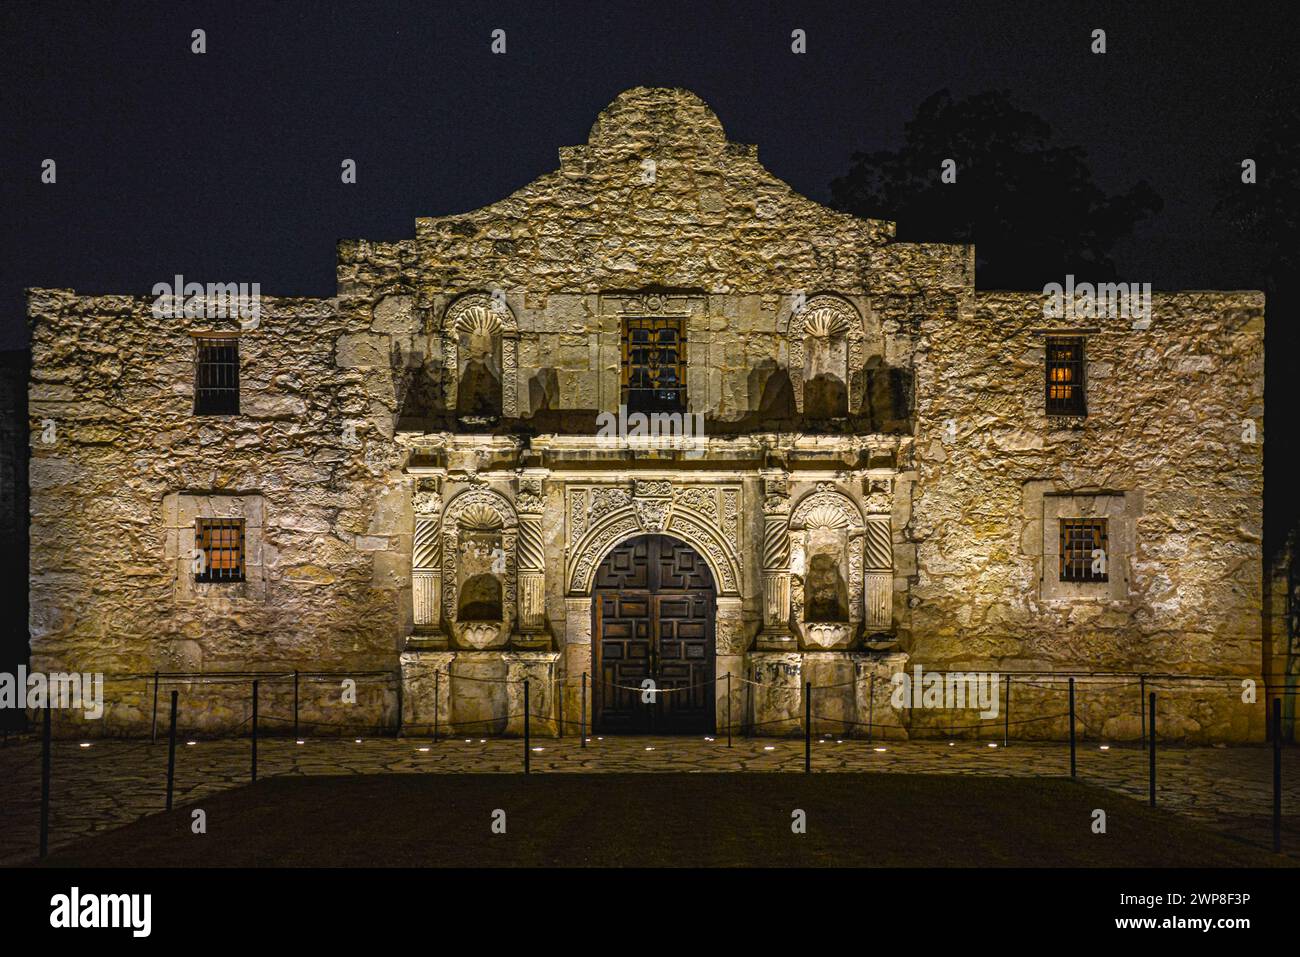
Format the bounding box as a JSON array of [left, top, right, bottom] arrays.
[[1060, 518, 1108, 582], [621, 317, 686, 413], [195, 518, 246, 583], [1045, 336, 1086, 416], [194, 336, 240, 415]]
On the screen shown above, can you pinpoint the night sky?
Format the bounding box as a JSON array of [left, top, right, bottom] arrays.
[[2, 1, 1295, 351]]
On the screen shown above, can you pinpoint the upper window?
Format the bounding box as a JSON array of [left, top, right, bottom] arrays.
[[195, 518, 245, 583], [622, 317, 685, 413], [1045, 336, 1086, 416], [1059, 518, 1108, 583], [194, 335, 240, 415]]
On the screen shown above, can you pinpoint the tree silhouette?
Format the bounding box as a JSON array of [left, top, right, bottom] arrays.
[[1216, 85, 1300, 560], [831, 90, 1162, 288], [1215, 91, 1299, 288]]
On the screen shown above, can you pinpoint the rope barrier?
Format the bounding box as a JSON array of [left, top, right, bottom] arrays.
[[813, 710, 1073, 732], [17, 667, 1290, 748], [78, 667, 1288, 700]]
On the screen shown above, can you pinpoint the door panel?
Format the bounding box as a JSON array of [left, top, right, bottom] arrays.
[[592, 535, 715, 734], [654, 593, 714, 732], [595, 592, 654, 732]]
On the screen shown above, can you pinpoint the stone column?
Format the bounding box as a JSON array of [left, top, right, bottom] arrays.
[[756, 474, 795, 650], [864, 517, 892, 631], [563, 597, 593, 737], [411, 481, 446, 648], [715, 597, 747, 737], [514, 477, 547, 640]]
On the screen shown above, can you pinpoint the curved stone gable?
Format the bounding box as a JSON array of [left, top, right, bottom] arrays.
[[402, 87, 896, 293], [585, 87, 730, 158]]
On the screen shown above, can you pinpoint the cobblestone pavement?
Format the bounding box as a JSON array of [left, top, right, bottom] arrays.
[[1, 734, 1295, 865]]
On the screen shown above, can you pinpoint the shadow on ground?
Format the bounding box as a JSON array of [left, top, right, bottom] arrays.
[[33, 772, 1295, 868]]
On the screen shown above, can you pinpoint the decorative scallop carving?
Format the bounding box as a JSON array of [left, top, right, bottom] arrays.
[[799, 501, 853, 530], [789, 483, 863, 531], [459, 502, 505, 532]]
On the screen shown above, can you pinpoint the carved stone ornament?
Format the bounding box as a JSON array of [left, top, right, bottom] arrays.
[[441, 487, 518, 631], [786, 294, 867, 414], [565, 481, 743, 595], [442, 292, 519, 417]]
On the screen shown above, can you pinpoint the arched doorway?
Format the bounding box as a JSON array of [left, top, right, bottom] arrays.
[[592, 534, 716, 734]]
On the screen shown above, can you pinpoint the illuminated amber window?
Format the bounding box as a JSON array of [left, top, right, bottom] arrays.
[[1045, 336, 1086, 416], [622, 317, 685, 413], [1060, 518, 1107, 582], [195, 518, 245, 583]]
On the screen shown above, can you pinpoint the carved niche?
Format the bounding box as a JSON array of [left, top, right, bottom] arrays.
[[442, 293, 519, 419], [787, 483, 871, 649], [787, 295, 868, 416], [441, 486, 518, 648]]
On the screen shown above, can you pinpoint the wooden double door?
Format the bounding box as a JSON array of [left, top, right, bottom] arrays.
[[592, 534, 716, 734]]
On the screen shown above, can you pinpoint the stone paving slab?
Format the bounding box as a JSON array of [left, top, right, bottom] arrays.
[[1, 736, 1295, 865]]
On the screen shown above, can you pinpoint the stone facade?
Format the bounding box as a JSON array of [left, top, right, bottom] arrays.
[[27, 88, 1268, 741]]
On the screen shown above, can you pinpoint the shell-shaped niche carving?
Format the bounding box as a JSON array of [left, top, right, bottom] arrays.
[[802, 304, 852, 339], [801, 501, 853, 530], [458, 503, 505, 532], [454, 303, 504, 337]]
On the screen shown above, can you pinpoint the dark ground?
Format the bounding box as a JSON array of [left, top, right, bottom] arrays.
[[34, 772, 1294, 868]]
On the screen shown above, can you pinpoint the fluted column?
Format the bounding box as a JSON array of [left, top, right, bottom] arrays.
[[863, 516, 893, 631], [514, 476, 547, 639], [757, 473, 795, 649], [412, 485, 443, 631]]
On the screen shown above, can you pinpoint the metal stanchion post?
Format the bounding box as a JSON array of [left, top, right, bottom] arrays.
[[166, 691, 178, 811], [804, 682, 811, 773], [1148, 691, 1157, 807], [1003, 675, 1011, 748], [251, 679, 259, 783], [39, 705, 51, 858], [1069, 677, 1077, 779], [1274, 698, 1283, 853], [868, 672, 875, 744]]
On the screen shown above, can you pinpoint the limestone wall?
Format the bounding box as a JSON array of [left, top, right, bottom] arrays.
[[909, 291, 1266, 740], [27, 290, 409, 701]]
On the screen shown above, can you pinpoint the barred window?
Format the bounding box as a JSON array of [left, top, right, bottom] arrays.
[[1060, 518, 1108, 583], [1045, 336, 1086, 416], [622, 317, 685, 413], [195, 518, 245, 583], [194, 335, 240, 415]]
